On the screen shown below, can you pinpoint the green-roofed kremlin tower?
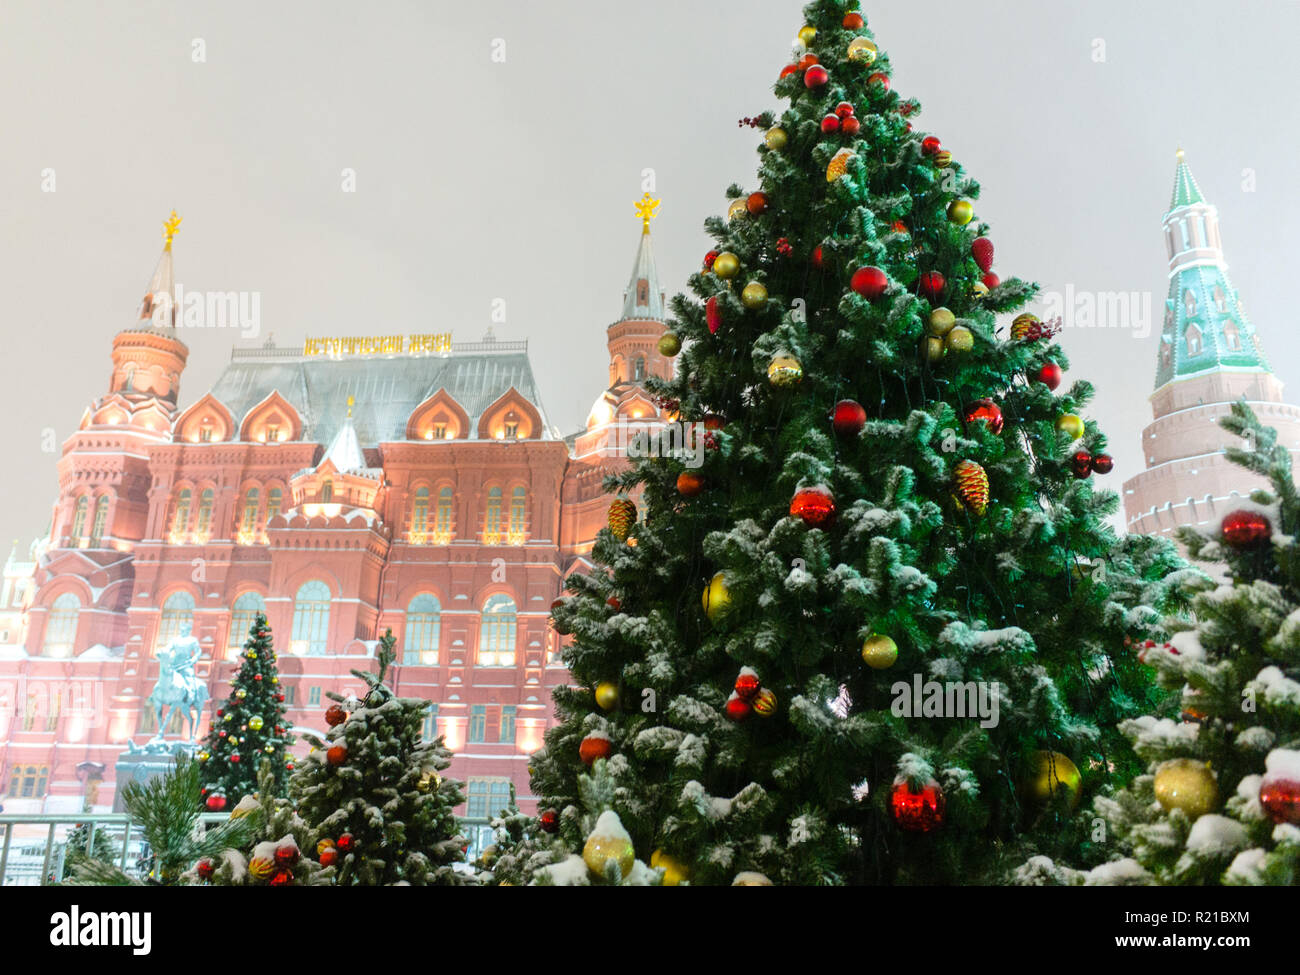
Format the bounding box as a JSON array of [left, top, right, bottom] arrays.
[[1123, 151, 1300, 538]]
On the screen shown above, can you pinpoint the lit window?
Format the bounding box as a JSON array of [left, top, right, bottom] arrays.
[[404, 593, 441, 665], [6, 765, 50, 798], [469, 705, 486, 743], [484, 487, 502, 544], [228, 592, 266, 654], [435, 487, 454, 540], [504, 421, 519, 438], [477, 593, 517, 666], [410, 486, 430, 540], [240, 488, 260, 535], [433, 422, 447, 440], [89, 496, 108, 547], [42, 593, 80, 657], [70, 495, 88, 543], [634, 357, 646, 381], [196, 488, 214, 538], [292, 580, 331, 656], [265, 423, 280, 442], [321, 480, 333, 504], [266, 487, 282, 522], [508, 487, 526, 544], [170, 488, 191, 538], [308, 686, 321, 707], [156, 591, 195, 654], [499, 705, 516, 744], [465, 778, 512, 820], [1186, 324, 1203, 356], [421, 704, 439, 742]]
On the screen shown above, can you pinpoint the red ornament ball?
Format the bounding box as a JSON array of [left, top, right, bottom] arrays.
[[890, 779, 946, 832], [205, 794, 227, 812], [867, 72, 890, 90], [918, 271, 945, 301], [835, 101, 856, 119], [779, 63, 798, 79], [1221, 510, 1271, 548], [798, 54, 819, 70], [790, 486, 837, 529], [921, 136, 942, 156], [196, 857, 215, 880], [804, 65, 829, 88], [831, 399, 867, 437], [963, 398, 1004, 435], [606, 594, 622, 611], [677, 472, 706, 497], [734, 671, 761, 701], [724, 695, 751, 722], [703, 249, 719, 271], [319, 847, 338, 867], [230, 752, 241, 764], [1071, 451, 1093, 479], [820, 114, 841, 133], [579, 733, 613, 766], [843, 12, 864, 28], [1090, 453, 1114, 475], [981, 272, 1000, 290], [840, 116, 861, 136], [705, 295, 722, 334], [746, 192, 768, 215], [336, 833, 355, 853], [325, 704, 347, 727], [1260, 777, 1300, 825], [851, 265, 888, 299], [274, 842, 299, 866], [971, 237, 994, 272], [275, 693, 285, 703], [1037, 361, 1063, 390], [326, 743, 348, 766], [539, 809, 560, 834]]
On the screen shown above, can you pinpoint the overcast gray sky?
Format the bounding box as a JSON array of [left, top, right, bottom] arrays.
[[1, 0, 1296, 548]]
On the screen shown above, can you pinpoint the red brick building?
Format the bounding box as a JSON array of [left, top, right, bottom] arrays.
[[0, 202, 672, 820]]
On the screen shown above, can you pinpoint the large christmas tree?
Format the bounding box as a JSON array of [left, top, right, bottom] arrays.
[[198, 611, 294, 810], [1022, 403, 1300, 886], [290, 630, 468, 885], [533, 0, 1199, 885]]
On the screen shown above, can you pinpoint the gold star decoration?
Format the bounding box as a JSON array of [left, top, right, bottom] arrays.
[[634, 193, 661, 234], [162, 210, 182, 249]]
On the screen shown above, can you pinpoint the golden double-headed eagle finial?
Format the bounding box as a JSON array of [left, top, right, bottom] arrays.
[[162, 210, 182, 250], [634, 193, 661, 234]]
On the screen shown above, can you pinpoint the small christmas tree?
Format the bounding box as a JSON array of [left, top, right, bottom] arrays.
[[472, 784, 551, 886], [290, 629, 467, 885], [198, 611, 294, 810], [1020, 402, 1299, 886]]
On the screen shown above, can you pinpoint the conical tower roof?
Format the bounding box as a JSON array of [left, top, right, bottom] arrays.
[[621, 193, 665, 321], [1168, 149, 1205, 210], [320, 397, 368, 473], [136, 210, 181, 327]]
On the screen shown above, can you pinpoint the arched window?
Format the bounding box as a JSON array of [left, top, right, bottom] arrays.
[[1186, 324, 1203, 356], [196, 488, 214, 538], [411, 486, 430, 540], [42, 593, 80, 657], [634, 356, 646, 381], [89, 496, 108, 547], [122, 363, 136, 391], [484, 486, 503, 544], [70, 496, 89, 543], [291, 580, 331, 656], [240, 488, 260, 535], [404, 593, 441, 665], [227, 591, 267, 656], [435, 487, 454, 540], [1214, 285, 1227, 312], [266, 487, 283, 522], [171, 488, 191, 536], [6, 764, 50, 798], [321, 479, 334, 504], [477, 594, 517, 667], [509, 486, 527, 544], [1223, 320, 1240, 351], [1184, 289, 1197, 316], [156, 590, 195, 654]]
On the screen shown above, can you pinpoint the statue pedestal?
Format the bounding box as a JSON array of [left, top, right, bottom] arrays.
[[112, 740, 198, 812]]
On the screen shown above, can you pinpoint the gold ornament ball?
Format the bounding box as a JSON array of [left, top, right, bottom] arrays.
[[245, 649, 257, 659], [944, 326, 974, 353], [235, 689, 247, 700], [732, 871, 774, 886], [712, 252, 740, 279], [481, 844, 498, 867], [583, 833, 635, 880], [249, 716, 264, 731], [658, 332, 681, 356], [595, 681, 619, 710], [1055, 413, 1085, 440], [933, 149, 952, 168], [767, 352, 803, 387], [728, 198, 748, 222], [1154, 759, 1219, 817], [764, 126, 788, 150], [752, 688, 778, 716], [742, 281, 769, 310], [1023, 751, 1082, 810], [651, 849, 690, 886], [198, 751, 210, 762], [248, 856, 275, 882], [702, 572, 732, 623], [947, 199, 974, 225], [923, 336, 946, 363], [927, 307, 956, 337], [861, 633, 899, 670], [797, 25, 816, 45], [847, 37, 878, 64]]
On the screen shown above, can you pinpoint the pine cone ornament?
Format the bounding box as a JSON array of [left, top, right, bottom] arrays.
[[607, 499, 636, 540], [953, 460, 989, 516]]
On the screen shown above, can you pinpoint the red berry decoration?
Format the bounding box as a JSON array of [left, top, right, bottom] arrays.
[[867, 72, 889, 90], [918, 271, 945, 301], [1071, 451, 1093, 479], [804, 64, 829, 88], [1037, 361, 1063, 390], [579, 732, 613, 766], [1260, 776, 1300, 825], [276, 693, 285, 703], [724, 694, 752, 722], [835, 101, 855, 118], [326, 743, 348, 766], [703, 249, 719, 270], [746, 192, 768, 215], [831, 399, 867, 437], [734, 670, 761, 701], [963, 399, 1004, 435], [821, 114, 841, 133], [336, 833, 355, 853], [539, 809, 560, 834], [921, 136, 941, 156], [981, 272, 1000, 290], [840, 116, 861, 136], [890, 779, 946, 832], [790, 486, 837, 529], [196, 857, 215, 880], [325, 704, 347, 726], [705, 294, 722, 334], [971, 237, 994, 272], [205, 794, 227, 812], [1090, 453, 1114, 475], [851, 265, 889, 299], [1221, 510, 1271, 549]]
